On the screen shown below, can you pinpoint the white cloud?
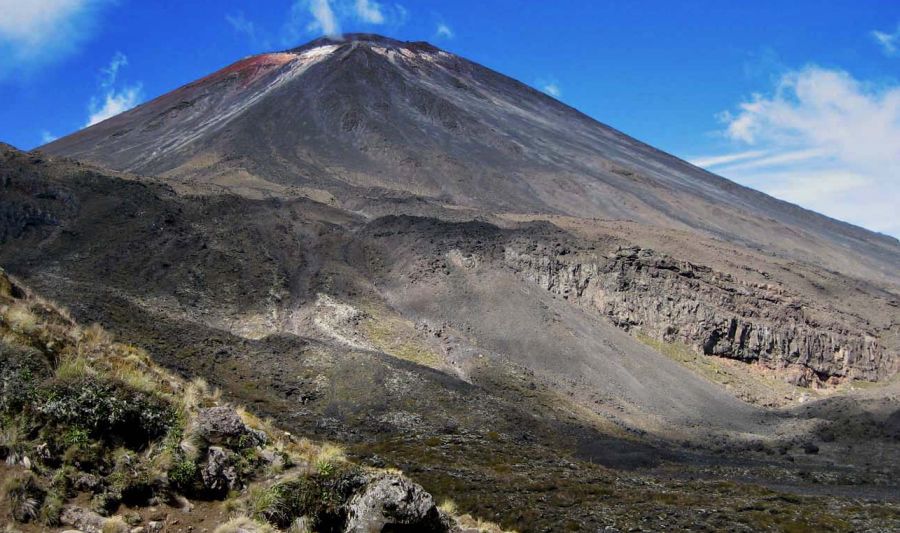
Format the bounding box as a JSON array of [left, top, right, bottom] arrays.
[[100, 51, 127, 88], [0, 0, 110, 78], [226, 11, 257, 40], [693, 66, 900, 237], [541, 82, 561, 98], [354, 0, 384, 24], [308, 0, 341, 37], [86, 85, 142, 126], [435, 23, 454, 39], [85, 53, 142, 127], [283, 0, 409, 44], [872, 24, 900, 56], [689, 149, 769, 168], [709, 148, 827, 173], [226, 11, 272, 50], [40, 130, 57, 144]]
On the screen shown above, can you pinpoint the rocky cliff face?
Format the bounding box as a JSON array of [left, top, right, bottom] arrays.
[[503, 243, 895, 386]]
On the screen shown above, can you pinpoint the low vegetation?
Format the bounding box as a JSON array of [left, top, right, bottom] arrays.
[[0, 269, 507, 531]]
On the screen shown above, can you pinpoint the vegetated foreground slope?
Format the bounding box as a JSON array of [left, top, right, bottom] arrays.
[[42, 35, 899, 285], [0, 267, 514, 532]]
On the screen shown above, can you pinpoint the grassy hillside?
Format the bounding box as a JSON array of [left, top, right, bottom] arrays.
[[0, 268, 504, 532]]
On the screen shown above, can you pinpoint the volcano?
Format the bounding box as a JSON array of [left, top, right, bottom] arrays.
[[3, 33, 898, 530], [42, 34, 898, 283]]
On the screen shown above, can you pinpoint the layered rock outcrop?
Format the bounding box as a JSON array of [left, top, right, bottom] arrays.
[[503, 244, 895, 385]]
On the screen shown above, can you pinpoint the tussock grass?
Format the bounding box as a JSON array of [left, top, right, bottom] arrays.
[[54, 355, 97, 381], [101, 515, 130, 533], [2, 473, 43, 523], [214, 515, 276, 533], [3, 304, 37, 335], [438, 498, 458, 515]]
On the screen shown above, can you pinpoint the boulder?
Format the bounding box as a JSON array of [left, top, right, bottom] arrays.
[[74, 473, 101, 492], [202, 446, 241, 494], [345, 474, 444, 532], [60, 506, 106, 533], [194, 406, 266, 448]]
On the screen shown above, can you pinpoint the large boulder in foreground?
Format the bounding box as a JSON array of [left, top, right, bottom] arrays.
[[194, 406, 266, 448], [345, 474, 445, 532]]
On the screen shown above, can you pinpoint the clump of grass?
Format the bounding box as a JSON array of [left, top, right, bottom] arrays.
[[287, 516, 312, 533], [78, 323, 111, 351], [2, 472, 45, 523], [0, 424, 25, 465], [314, 443, 345, 465], [39, 491, 64, 526], [247, 484, 289, 526], [453, 513, 517, 533], [214, 515, 276, 533], [54, 355, 96, 381], [244, 462, 364, 530], [3, 304, 37, 335], [438, 498, 458, 515], [101, 515, 130, 533]]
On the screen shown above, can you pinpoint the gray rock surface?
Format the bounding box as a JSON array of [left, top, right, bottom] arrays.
[[60, 506, 106, 533], [345, 474, 444, 532], [194, 406, 266, 447], [504, 243, 896, 384], [201, 445, 240, 493]]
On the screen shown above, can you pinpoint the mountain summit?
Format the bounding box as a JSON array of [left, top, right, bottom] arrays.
[[41, 35, 898, 283]]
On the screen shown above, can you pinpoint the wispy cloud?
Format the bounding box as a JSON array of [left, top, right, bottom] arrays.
[[226, 11, 257, 41], [693, 66, 900, 237], [85, 53, 142, 127], [100, 51, 128, 88], [689, 149, 769, 168], [283, 0, 408, 44], [40, 130, 57, 144], [871, 23, 900, 56], [435, 23, 454, 40], [355, 0, 384, 24], [0, 0, 112, 79], [225, 11, 272, 51], [309, 0, 341, 37], [537, 78, 561, 98]]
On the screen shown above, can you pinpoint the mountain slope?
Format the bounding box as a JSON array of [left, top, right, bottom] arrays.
[[41, 34, 899, 285]]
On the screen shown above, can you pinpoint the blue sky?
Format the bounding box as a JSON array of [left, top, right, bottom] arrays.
[[2, 1, 899, 237]]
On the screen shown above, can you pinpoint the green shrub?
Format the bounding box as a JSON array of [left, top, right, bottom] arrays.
[[0, 344, 50, 414], [253, 466, 365, 530], [168, 457, 199, 492], [39, 376, 175, 447], [63, 427, 90, 447]]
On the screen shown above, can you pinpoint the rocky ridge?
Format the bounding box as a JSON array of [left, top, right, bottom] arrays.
[[503, 242, 895, 386]]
